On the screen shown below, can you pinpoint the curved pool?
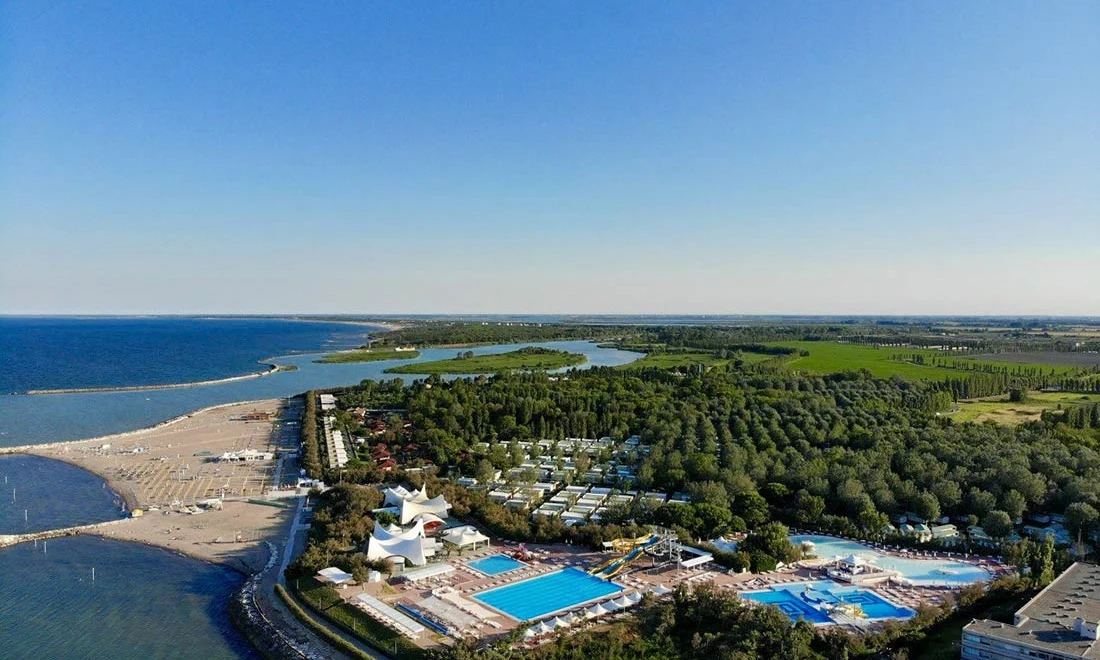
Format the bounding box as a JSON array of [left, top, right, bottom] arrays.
[[790, 535, 990, 586]]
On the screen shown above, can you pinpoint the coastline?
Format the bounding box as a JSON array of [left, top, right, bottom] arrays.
[[7, 399, 296, 573], [22, 363, 286, 395]]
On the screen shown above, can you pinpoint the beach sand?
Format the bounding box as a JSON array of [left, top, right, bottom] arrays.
[[19, 399, 300, 571]]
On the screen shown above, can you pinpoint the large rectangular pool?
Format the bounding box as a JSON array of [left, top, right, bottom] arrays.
[[468, 554, 527, 576], [472, 567, 623, 621]]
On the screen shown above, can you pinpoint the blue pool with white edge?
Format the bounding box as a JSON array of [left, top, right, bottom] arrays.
[[468, 554, 527, 576], [472, 567, 624, 621], [741, 580, 914, 624], [790, 535, 990, 586]]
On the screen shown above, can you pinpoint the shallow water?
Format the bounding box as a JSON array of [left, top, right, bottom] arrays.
[[0, 455, 124, 534], [0, 535, 258, 660]]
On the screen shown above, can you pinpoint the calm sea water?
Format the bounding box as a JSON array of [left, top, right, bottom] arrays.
[[0, 536, 258, 660], [0, 317, 368, 393], [0, 317, 643, 659], [0, 455, 125, 533]]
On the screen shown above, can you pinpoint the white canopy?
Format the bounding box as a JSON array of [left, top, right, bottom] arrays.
[[400, 563, 455, 583], [626, 591, 644, 604], [601, 598, 622, 612], [316, 567, 354, 585], [584, 603, 608, 618], [523, 628, 539, 639], [531, 621, 553, 635], [550, 616, 571, 629], [611, 595, 632, 609], [441, 525, 490, 548], [649, 584, 672, 596]]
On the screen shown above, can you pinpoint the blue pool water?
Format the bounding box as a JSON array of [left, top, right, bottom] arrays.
[[790, 535, 990, 586], [473, 568, 623, 621], [468, 554, 527, 576], [741, 580, 914, 624]]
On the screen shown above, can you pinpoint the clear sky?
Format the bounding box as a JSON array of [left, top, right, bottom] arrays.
[[1, 2, 1097, 315]]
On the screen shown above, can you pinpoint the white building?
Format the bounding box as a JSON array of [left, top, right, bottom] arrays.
[[962, 562, 1100, 660]]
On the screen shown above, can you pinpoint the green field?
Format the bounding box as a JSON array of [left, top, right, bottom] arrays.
[[384, 347, 586, 374], [314, 348, 420, 363], [617, 350, 774, 370], [950, 391, 1100, 425], [770, 341, 1080, 380]]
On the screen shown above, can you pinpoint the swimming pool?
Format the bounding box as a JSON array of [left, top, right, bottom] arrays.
[[468, 554, 527, 576], [472, 567, 623, 621], [741, 580, 914, 624], [790, 535, 990, 586]]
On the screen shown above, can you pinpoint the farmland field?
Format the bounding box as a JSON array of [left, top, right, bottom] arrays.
[[770, 341, 1084, 380], [970, 351, 1100, 367], [949, 391, 1100, 425]]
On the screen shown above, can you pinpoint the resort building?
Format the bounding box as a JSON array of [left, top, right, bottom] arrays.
[[962, 562, 1100, 660], [825, 555, 900, 585], [376, 485, 452, 526]]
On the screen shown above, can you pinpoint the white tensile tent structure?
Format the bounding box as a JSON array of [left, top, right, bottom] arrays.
[[399, 494, 451, 525], [366, 520, 436, 566], [382, 484, 431, 507], [440, 525, 490, 551]]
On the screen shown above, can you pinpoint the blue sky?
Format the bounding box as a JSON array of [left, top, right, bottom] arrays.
[[2, 2, 1097, 315]]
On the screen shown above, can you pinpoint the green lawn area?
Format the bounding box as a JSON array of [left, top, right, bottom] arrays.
[[950, 391, 1100, 425], [290, 578, 428, 660], [769, 341, 1081, 381], [314, 348, 420, 363], [770, 341, 963, 379], [617, 350, 774, 370], [385, 347, 586, 374]]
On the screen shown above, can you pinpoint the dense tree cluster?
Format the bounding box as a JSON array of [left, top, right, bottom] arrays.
[[337, 369, 1100, 546]]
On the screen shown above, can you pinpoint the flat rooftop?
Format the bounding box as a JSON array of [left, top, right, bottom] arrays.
[[965, 563, 1100, 658]]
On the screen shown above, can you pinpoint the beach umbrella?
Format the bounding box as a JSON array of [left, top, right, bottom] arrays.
[[585, 603, 608, 618]]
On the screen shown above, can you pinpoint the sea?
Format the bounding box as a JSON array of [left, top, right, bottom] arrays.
[[0, 316, 642, 659]]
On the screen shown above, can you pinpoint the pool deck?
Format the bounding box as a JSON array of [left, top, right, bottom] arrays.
[[322, 532, 1012, 651]]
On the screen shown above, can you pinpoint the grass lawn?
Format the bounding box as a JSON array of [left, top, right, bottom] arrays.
[[292, 578, 427, 659], [617, 350, 773, 370], [769, 341, 1082, 381], [314, 348, 420, 363], [950, 391, 1100, 425], [385, 347, 586, 374]]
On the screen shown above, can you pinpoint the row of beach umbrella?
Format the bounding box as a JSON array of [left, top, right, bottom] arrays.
[[523, 585, 674, 638]]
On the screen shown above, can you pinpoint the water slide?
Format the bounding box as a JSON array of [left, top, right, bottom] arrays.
[[590, 534, 661, 579]]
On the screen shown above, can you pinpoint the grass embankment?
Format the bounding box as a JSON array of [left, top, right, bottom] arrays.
[[770, 341, 1079, 381], [315, 348, 420, 364], [283, 578, 427, 660], [385, 347, 586, 374], [950, 391, 1100, 425]]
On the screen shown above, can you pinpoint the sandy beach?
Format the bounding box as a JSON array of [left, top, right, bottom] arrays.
[[15, 399, 301, 572]]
